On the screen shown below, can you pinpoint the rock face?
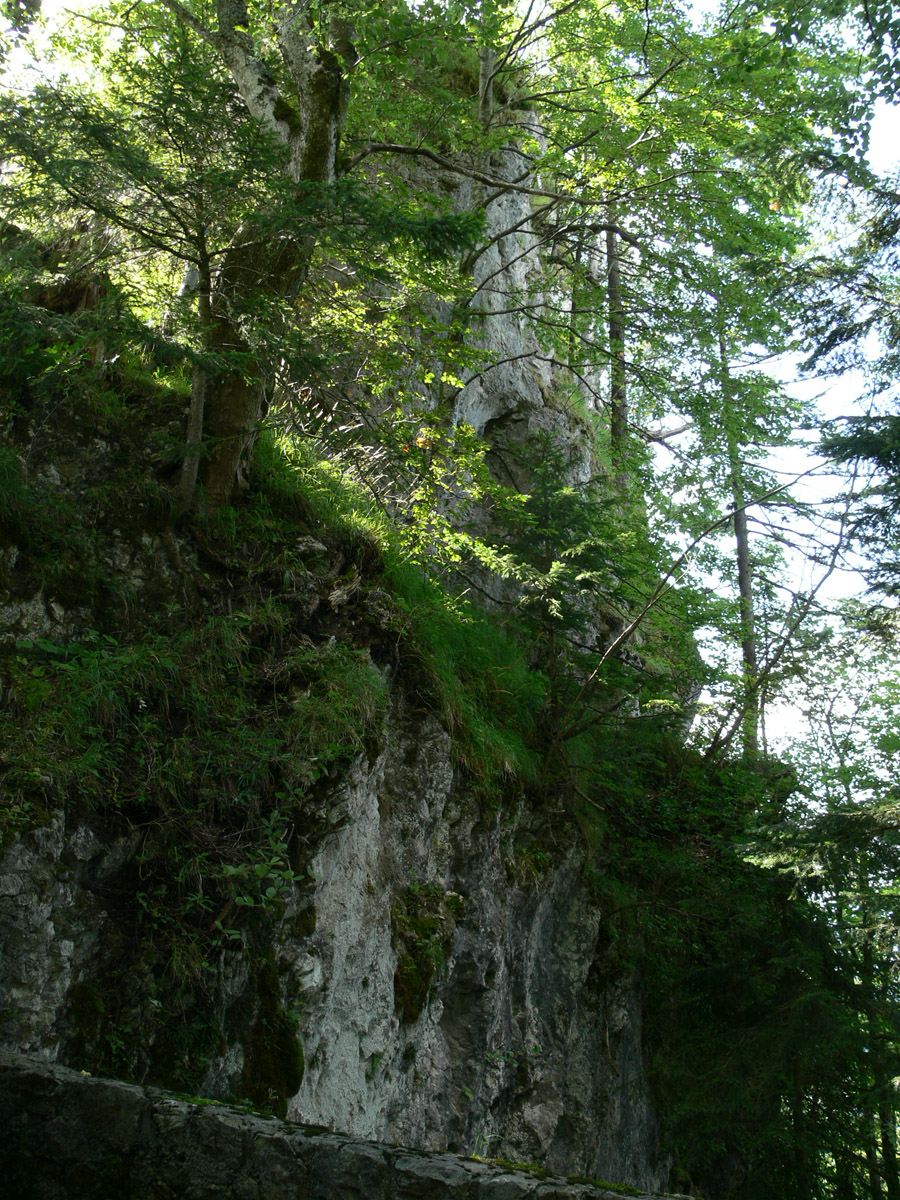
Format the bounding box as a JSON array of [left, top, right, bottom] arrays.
[[0, 1050, 675, 1200], [390, 146, 600, 497], [0, 133, 664, 1194], [288, 704, 659, 1186], [0, 697, 663, 1190]]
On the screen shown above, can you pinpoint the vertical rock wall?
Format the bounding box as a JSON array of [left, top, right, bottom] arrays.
[[0, 698, 664, 1189], [0, 133, 664, 1196]]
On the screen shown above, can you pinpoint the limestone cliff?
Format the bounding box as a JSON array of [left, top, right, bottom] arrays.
[[0, 694, 662, 1188], [0, 142, 667, 1193]]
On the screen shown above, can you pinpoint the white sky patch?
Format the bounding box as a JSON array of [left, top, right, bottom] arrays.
[[1, 0, 116, 94], [868, 98, 900, 176]]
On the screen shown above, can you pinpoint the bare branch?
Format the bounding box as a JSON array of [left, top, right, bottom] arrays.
[[702, 461, 863, 761]]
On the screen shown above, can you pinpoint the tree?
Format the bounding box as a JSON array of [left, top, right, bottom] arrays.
[[1, 0, 482, 513], [747, 610, 900, 1199], [820, 414, 900, 594], [2, 15, 290, 504], [135, 0, 359, 509]]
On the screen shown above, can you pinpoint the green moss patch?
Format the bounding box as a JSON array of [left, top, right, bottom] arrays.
[[241, 954, 304, 1118], [391, 882, 465, 1023]]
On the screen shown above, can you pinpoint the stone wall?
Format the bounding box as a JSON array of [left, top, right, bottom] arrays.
[[0, 1051, 679, 1200]]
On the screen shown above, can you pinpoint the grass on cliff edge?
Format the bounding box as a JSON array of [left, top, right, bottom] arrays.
[[251, 429, 692, 799], [253, 430, 547, 790], [0, 419, 545, 854]]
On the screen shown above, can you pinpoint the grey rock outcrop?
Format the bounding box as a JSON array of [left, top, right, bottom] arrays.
[[0, 1050, 677, 1200], [0, 697, 663, 1189], [382, 145, 601, 497]]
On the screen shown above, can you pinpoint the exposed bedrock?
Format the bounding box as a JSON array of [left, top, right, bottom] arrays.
[[0, 700, 663, 1190]]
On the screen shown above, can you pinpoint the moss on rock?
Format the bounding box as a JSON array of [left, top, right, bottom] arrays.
[[391, 883, 465, 1024], [241, 954, 304, 1118]]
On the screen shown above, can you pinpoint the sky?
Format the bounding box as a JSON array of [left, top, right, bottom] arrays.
[[869, 99, 900, 175]]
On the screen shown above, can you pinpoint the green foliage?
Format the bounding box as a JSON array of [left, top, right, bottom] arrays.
[[1, 0, 897, 1190], [0, 438, 115, 610], [0, 437, 391, 1085], [0, 617, 388, 977], [392, 881, 464, 1023], [0, 620, 386, 815], [821, 415, 900, 592], [575, 737, 864, 1199], [256, 428, 549, 787], [256, 426, 698, 795], [397, 586, 547, 787]]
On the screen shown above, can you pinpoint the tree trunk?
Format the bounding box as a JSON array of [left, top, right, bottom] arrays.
[[159, 0, 355, 512], [862, 936, 887, 1200], [176, 239, 212, 514], [870, 944, 900, 1200], [732, 467, 760, 758], [568, 235, 583, 367], [479, 45, 494, 129], [791, 1059, 811, 1200], [716, 325, 759, 760], [866, 1098, 886, 1200], [879, 1094, 900, 1200], [198, 243, 267, 514], [835, 1151, 856, 1200]]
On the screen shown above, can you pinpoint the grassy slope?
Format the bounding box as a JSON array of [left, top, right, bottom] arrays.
[[0, 340, 845, 1197]]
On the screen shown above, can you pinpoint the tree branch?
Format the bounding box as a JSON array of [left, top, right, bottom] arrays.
[[342, 141, 695, 209], [554, 470, 830, 745], [154, 0, 222, 49]]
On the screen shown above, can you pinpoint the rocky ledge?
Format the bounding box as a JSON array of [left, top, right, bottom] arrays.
[[0, 1050, 685, 1200]]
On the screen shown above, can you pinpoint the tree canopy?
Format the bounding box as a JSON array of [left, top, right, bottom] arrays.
[[4, 0, 900, 1196]]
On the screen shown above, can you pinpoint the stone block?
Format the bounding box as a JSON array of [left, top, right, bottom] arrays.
[[0, 1052, 664, 1200]]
